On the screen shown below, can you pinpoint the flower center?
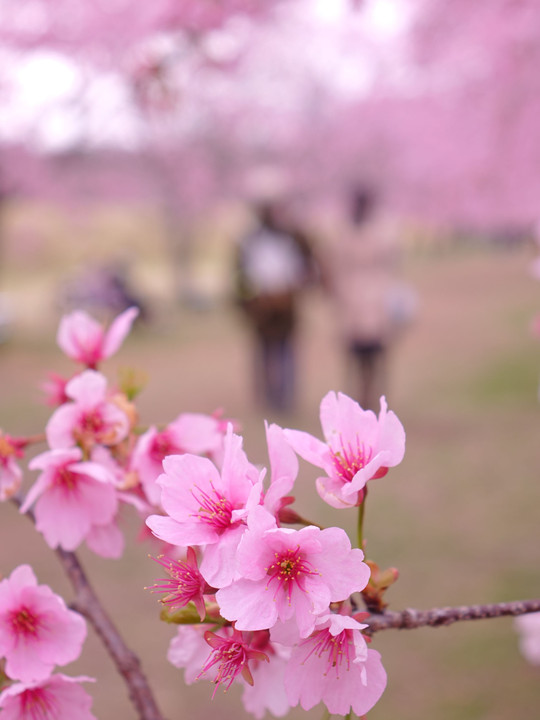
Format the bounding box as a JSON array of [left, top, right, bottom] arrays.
[[80, 410, 105, 435], [266, 545, 318, 603], [192, 484, 233, 531], [10, 606, 40, 637], [20, 687, 56, 719], [301, 628, 352, 678], [147, 555, 204, 608], [200, 638, 249, 695], [54, 467, 78, 491], [199, 630, 268, 696], [331, 437, 373, 483], [150, 432, 180, 463]]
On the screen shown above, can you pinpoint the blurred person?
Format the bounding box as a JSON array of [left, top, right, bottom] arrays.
[[235, 199, 316, 413], [322, 187, 416, 411]]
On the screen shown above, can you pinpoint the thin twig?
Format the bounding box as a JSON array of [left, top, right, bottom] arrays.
[[13, 497, 167, 720], [364, 598, 540, 635]]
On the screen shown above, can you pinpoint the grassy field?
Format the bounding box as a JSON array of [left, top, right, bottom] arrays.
[[0, 238, 539, 720]]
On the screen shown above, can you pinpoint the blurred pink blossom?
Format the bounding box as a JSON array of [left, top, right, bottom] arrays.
[[515, 612, 540, 665], [57, 307, 139, 369], [132, 412, 227, 505], [46, 370, 130, 451], [41, 373, 71, 408], [0, 565, 87, 683], [0, 673, 96, 720]]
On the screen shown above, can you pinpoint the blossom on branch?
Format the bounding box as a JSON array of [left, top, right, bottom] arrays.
[[261, 422, 298, 521], [0, 673, 97, 720], [147, 547, 211, 620], [198, 628, 269, 696], [0, 565, 87, 683], [240, 634, 291, 719], [132, 412, 227, 505], [284, 613, 387, 716], [216, 506, 370, 637], [46, 370, 131, 452], [168, 624, 285, 714], [284, 392, 405, 508], [57, 307, 139, 369], [21, 447, 119, 554], [40, 373, 71, 408], [146, 426, 263, 588]]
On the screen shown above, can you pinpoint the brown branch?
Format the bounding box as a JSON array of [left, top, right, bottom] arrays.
[[364, 598, 540, 635], [13, 498, 167, 720]]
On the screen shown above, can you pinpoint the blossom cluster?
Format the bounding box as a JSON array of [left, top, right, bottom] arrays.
[[1, 305, 538, 718], [0, 308, 232, 715], [144, 391, 406, 717], [1, 306, 410, 717], [1, 307, 229, 560], [0, 565, 94, 719]]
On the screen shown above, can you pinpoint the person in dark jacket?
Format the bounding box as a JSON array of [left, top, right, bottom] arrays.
[[236, 201, 315, 412]]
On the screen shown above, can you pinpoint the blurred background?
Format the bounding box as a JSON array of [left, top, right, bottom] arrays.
[[1, 0, 540, 718]]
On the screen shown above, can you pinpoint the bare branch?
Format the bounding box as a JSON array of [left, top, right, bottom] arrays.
[[364, 599, 540, 635]]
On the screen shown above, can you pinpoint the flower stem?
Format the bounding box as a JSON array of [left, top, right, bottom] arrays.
[[357, 487, 367, 550]]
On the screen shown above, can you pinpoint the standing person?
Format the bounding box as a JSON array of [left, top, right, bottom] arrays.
[[235, 200, 315, 413], [323, 187, 414, 411]]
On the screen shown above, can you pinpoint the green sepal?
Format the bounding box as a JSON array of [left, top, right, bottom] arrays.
[[160, 603, 202, 625]]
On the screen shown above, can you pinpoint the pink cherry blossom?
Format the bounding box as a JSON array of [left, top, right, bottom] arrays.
[[21, 447, 119, 553], [284, 392, 405, 509], [515, 612, 540, 665], [198, 628, 269, 697], [241, 632, 292, 719], [284, 613, 387, 716], [40, 372, 70, 407], [132, 412, 227, 505], [168, 624, 290, 717], [146, 426, 263, 588], [216, 506, 370, 637], [262, 422, 298, 521], [0, 565, 87, 683], [0, 432, 23, 501], [168, 625, 215, 684], [146, 547, 211, 620], [84, 517, 125, 559], [57, 306, 139, 368], [0, 674, 97, 720], [45, 370, 130, 451]]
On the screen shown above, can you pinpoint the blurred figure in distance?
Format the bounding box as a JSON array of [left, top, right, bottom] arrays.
[[235, 198, 316, 413], [321, 186, 416, 411]]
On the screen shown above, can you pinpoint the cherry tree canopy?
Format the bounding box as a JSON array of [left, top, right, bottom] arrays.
[[1, 0, 540, 229]]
